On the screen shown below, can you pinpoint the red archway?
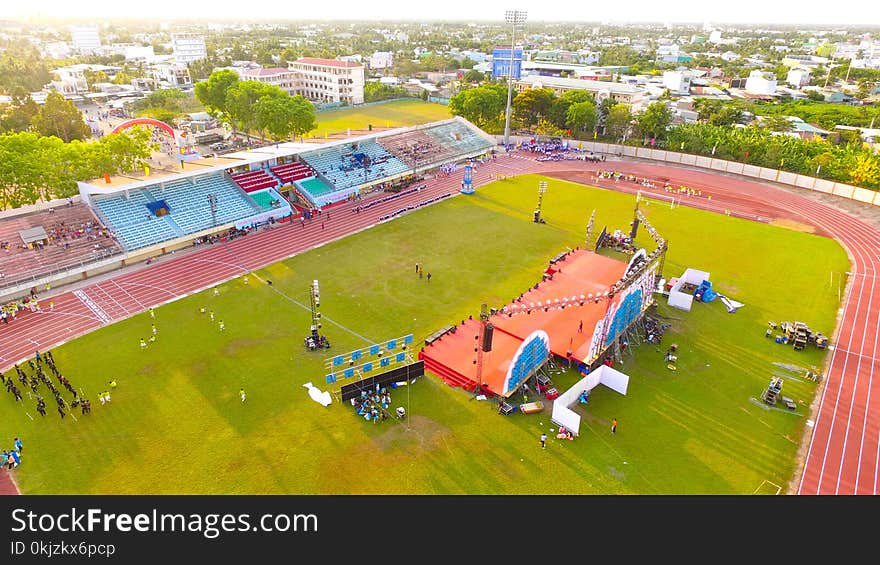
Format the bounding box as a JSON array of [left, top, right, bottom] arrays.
[[111, 118, 177, 139]]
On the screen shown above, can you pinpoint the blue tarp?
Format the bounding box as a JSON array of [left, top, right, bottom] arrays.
[[694, 280, 718, 302]]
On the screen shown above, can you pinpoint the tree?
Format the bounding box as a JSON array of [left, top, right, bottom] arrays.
[[0, 45, 52, 95], [548, 89, 595, 129], [605, 104, 633, 141], [448, 83, 506, 132], [31, 92, 91, 142], [708, 105, 743, 127], [255, 95, 316, 141], [227, 81, 285, 139], [194, 70, 240, 121], [762, 115, 793, 132], [566, 101, 598, 136], [534, 118, 565, 137], [0, 97, 40, 133], [636, 101, 673, 142], [849, 153, 880, 187], [463, 69, 485, 84], [512, 87, 555, 128], [364, 81, 407, 102]]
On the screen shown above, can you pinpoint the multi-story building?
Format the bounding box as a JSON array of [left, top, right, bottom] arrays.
[[241, 67, 298, 95], [151, 62, 192, 88], [287, 58, 365, 105], [51, 64, 120, 96], [787, 68, 811, 88], [170, 33, 207, 63], [70, 26, 101, 54], [368, 51, 394, 69], [662, 71, 692, 95]]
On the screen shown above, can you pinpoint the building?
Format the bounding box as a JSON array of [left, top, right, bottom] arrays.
[[70, 26, 101, 54], [368, 51, 394, 70], [787, 68, 811, 88], [287, 58, 365, 105], [51, 64, 121, 96], [781, 54, 829, 69], [745, 70, 777, 95], [170, 33, 207, 63], [123, 45, 155, 62], [662, 71, 692, 95], [720, 51, 740, 62], [656, 44, 680, 63], [516, 75, 646, 111], [241, 67, 298, 95], [492, 46, 523, 80], [150, 62, 192, 88]]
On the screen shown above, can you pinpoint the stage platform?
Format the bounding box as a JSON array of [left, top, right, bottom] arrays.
[[420, 249, 628, 397]]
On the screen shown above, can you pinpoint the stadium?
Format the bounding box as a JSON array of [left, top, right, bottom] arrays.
[[0, 111, 878, 496]]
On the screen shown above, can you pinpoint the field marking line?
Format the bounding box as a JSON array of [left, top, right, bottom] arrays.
[[753, 479, 782, 495]]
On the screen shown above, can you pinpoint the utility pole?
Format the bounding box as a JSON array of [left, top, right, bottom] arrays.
[[503, 9, 527, 147]]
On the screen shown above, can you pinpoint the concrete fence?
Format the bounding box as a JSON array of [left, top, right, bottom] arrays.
[[496, 135, 880, 207]]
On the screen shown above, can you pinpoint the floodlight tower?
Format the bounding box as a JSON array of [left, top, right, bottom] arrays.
[[502, 9, 527, 147], [533, 180, 547, 223], [309, 279, 322, 340]]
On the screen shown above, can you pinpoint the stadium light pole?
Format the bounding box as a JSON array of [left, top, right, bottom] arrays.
[[503, 9, 527, 147]]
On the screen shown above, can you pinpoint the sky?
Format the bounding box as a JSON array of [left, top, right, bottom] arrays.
[[4, 0, 880, 26]]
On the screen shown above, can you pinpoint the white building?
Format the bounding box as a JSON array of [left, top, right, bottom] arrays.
[[720, 51, 740, 62], [70, 26, 101, 54], [369, 51, 394, 70], [709, 30, 723, 44], [787, 68, 811, 88], [287, 58, 365, 105], [241, 67, 298, 95], [745, 70, 777, 95], [123, 45, 155, 62], [51, 64, 120, 96], [42, 41, 71, 60], [516, 75, 647, 112], [151, 62, 192, 88], [170, 33, 207, 63], [656, 44, 680, 63], [663, 71, 692, 95]]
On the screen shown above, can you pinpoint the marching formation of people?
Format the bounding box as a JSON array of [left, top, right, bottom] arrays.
[[352, 184, 427, 214], [379, 192, 453, 222], [596, 170, 658, 189], [1, 350, 93, 420]]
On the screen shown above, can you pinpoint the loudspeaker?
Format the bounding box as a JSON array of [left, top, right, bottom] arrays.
[[630, 218, 640, 240], [482, 324, 494, 352]]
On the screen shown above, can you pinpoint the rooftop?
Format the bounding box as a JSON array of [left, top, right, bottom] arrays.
[[518, 74, 646, 95], [293, 57, 361, 68]]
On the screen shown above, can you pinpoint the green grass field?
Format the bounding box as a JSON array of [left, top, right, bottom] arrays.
[[309, 99, 451, 138], [0, 175, 849, 494]]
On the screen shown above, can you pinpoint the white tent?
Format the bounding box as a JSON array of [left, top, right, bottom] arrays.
[[667, 268, 710, 312], [550, 365, 630, 436]]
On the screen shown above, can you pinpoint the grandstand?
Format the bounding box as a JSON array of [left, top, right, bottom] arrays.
[[230, 169, 278, 193], [378, 117, 495, 170], [91, 173, 261, 251], [0, 202, 122, 289], [301, 140, 410, 191], [271, 160, 316, 184]]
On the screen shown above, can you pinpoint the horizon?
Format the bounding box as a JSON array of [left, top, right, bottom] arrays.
[[3, 0, 880, 28]]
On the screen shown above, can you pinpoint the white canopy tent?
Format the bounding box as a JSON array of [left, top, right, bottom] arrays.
[[550, 365, 630, 436]]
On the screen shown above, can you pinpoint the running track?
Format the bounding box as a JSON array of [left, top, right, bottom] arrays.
[[1, 151, 878, 495]]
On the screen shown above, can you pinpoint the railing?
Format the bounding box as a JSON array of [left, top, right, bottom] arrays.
[[0, 247, 124, 291], [495, 135, 880, 208]]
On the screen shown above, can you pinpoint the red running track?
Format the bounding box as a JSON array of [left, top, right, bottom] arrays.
[[0, 151, 878, 495]]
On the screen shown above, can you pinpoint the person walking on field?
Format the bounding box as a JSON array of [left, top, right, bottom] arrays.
[[611, 418, 618, 434], [540, 432, 547, 449], [427, 272, 432, 282], [240, 388, 246, 402]]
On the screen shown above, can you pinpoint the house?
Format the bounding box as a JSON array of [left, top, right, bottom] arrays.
[[516, 75, 647, 111], [663, 71, 692, 95], [787, 68, 811, 88], [720, 51, 740, 62], [368, 52, 393, 69], [745, 70, 777, 95]]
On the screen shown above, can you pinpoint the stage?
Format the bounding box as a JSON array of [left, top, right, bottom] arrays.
[[419, 249, 632, 397]]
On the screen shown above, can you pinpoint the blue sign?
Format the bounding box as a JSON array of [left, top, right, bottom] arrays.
[[387, 339, 397, 350], [352, 350, 362, 361], [363, 362, 373, 372], [381, 357, 391, 367], [396, 352, 406, 362], [606, 289, 643, 345], [332, 355, 344, 366], [369, 345, 380, 356], [504, 330, 550, 395], [326, 373, 336, 384], [404, 334, 413, 345], [492, 47, 523, 80], [344, 368, 355, 378]]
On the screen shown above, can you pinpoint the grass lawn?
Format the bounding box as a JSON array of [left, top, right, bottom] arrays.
[[308, 99, 451, 139], [0, 175, 848, 494]]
